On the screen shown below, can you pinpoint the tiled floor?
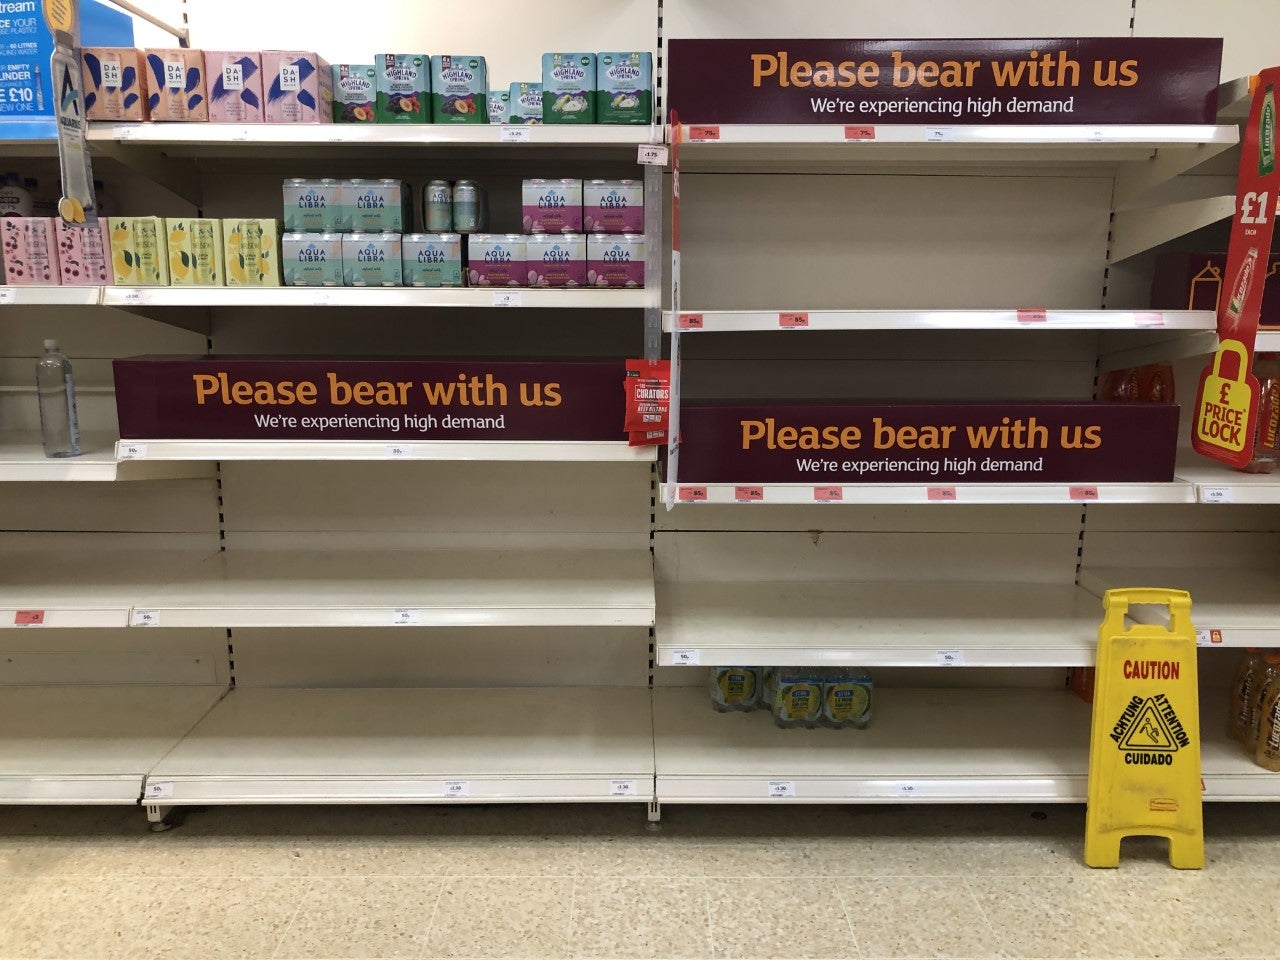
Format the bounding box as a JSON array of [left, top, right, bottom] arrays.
[[0, 802, 1276, 959]]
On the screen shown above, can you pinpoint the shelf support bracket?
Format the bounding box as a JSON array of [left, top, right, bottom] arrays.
[[1108, 196, 1236, 264], [145, 803, 175, 831], [89, 141, 204, 207], [1113, 136, 1237, 209]]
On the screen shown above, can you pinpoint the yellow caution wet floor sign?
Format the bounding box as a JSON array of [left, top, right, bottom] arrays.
[[1085, 589, 1203, 869]]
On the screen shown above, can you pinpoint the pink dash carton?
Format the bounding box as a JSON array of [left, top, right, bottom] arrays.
[[2, 218, 58, 285], [587, 233, 645, 288], [204, 51, 264, 123], [521, 178, 582, 234], [584, 179, 644, 234], [81, 48, 148, 120], [145, 48, 208, 121], [526, 233, 586, 287], [262, 51, 333, 123], [467, 233, 525, 287], [55, 221, 110, 285]]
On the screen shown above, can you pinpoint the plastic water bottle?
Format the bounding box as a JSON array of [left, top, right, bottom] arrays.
[[36, 339, 81, 458]]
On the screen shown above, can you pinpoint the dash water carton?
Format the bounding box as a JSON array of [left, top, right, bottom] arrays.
[[224, 219, 281, 286], [165, 217, 224, 285], [487, 89, 509, 124], [144, 48, 208, 121], [431, 55, 487, 123], [342, 232, 403, 286], [204, 51, 264, 123], [341, 179, 410, 233], [508, 82, 542, 123], [282, 232, 343, 286], [542, 53, 595, 123], [467, 234, 525, 287], [402, 233, 463, 287], [522, 178, 583, 234], [55, 221, 110, 285], [262, 51, 332, 123], [107, 216, 168, 286], [1, 217, 57, 284], [596, 52, 652, 124], [526, 233, 586, 287], [584, 179, 644, 234], [81, 48, 148, 120], [283, 178, 342, 233], [587, 233, 644, 288], [331, 64, 376, 122], [375, 54, 429, 123]]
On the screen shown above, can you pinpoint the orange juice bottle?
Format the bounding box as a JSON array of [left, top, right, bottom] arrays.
[[1228, 648, 1266, 742]]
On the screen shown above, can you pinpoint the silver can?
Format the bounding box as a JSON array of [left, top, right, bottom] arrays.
[[424, 179, 453, 232], [452, 179, 487, 233]]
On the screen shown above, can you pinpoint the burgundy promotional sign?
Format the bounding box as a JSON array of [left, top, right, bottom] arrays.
[[676, 403, 1180, 483], [667, 38, 1223, 125], [113, 356, 626, 441]]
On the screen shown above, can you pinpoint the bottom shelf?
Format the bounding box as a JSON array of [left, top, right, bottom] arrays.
[[0, 684, 226, 803], [145, 686, 655, 804], [653, 687, 1272, 803]]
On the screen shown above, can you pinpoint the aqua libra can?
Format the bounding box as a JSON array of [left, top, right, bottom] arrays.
[[452, 179, 487, 233], [424, 179, 453, 232]]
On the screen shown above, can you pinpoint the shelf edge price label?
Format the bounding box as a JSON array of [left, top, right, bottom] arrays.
[[688, 124, 720, 142], [14, 610, 45, 627], [144, 780, 174, 800], [734, 485, 765, 502], [392, 608, 422, 627], [443, 780, 470, 798], [384, 444, 414, 459], [638, 143, 669, 166], [671, 648, 701, 666], [779, 311, 809, 328], [1201, 485, 1233, 504], [813, 485, 843, 502], [118, 442, 148, 461], [610, 778, 638, 797], [925, 126, 954, 142], [1069, 485, 1100, 502], [767, 780, 796, 798], [500, 125, 532, 143], [1017, 308, 1048, 324], [895, 782, 923, 798], [131, 609, 160, 628], [927, 486, 958, 502], [121, 289, 143, 305], [843, 125, 875, 141], [677, 312, 705, 330], [492, 290, 523, 308], [1195, 628, 1224, 646], [935, 649, 966, 667], [678, 485, 707, 502], [1135, 311, 1165, 327], [0, 288, 15, 304]]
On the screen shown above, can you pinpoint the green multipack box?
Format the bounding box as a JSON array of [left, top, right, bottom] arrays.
[[375, 54, 429, 123]]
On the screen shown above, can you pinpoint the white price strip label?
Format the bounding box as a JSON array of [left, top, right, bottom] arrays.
[[131, 609, 160, 628], [935, 649, 966, 667], [118, 442, 148, 461], [610, 779, 638, 797], [384, 444, 414, 459], [925, 127, 955, 142], [1196, 628, 1224, 646], [501, 125, 532, 142], [638, 143, 669, 166], [121, 289, 144, 305], [0, 288, 15, 304], [391, 608, 421, 626], [492, 290, 523, 308], [895, 782, 923, 798], [1202, 486, 1234, 504], [144, 780, 174, 800], [443, 780, 470, 798], [671, 649, 701, 666], [767, 780, 797, 798]]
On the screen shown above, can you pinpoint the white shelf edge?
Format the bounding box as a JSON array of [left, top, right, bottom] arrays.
[[677, 123, 1238, 147], [102, 286, 655, 309], [0, 775, 146, 804], [0, 434, 211, 481], [0, 608, 131, 629], [138, 605, 656, 630], [90, 122, 660, 147], [117, 439, 656, 464], [0, 286, 100, 306], [661, 481, 1195, 506], [1178, 463, 1280, 504], [664, 309, 1212, 333]]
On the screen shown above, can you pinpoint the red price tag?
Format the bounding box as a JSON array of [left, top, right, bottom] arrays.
[[734, 485, 765, 502], [813, 486, 843, 502], [1069, 485, 1100, 502], [927, 486, 958, 502], [1134, 311, 1165, 327], [1209, 629, 1224, 644], [689, 125, 720, 141], [844, 125, 875, 140], [14, 610, 45, 626], [678, 313, 705, 330], [779, 312, 810, 328], [1017, 309, 1048, 323], [678, 486, 708, 502]]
